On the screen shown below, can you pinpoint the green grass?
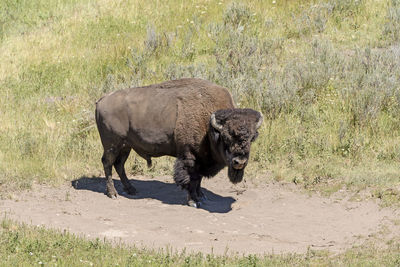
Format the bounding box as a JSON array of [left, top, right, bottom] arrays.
[[1, 0, 400, 202], [1, 0, 400, 262], [1, 218, 400, 266]]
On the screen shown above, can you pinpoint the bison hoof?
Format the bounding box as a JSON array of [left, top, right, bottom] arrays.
[[124, 186, 137, 195], [107, 191, 118, 199], [106, 184, 118, 198], [188, 200, 201, 208]]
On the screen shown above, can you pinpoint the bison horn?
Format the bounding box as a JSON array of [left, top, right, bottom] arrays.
[[256, 112, 264, 129], [210, 113, 223, 132]]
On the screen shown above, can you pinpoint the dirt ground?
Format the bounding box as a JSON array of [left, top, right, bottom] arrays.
[[1, 174, 399, 255]]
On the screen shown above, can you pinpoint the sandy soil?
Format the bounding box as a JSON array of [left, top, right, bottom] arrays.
[[1, 174, 399, 255]]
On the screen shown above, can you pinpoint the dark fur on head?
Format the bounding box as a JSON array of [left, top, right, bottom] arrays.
[[209, 108, 262, 184]]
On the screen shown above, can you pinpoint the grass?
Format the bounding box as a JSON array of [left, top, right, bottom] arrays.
[[1, 218, 400, 266], [1, 0, 400, 262], [0, 0, 400, 199], [1, 0, 400, 203]]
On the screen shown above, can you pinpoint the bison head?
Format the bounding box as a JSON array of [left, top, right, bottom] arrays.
[[209, 108, 263, 184]]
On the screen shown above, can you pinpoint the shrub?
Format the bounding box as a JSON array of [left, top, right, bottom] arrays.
[[144, 24, 171, 56], [383, 0, 400, 42], [223, 2, 251, 28]]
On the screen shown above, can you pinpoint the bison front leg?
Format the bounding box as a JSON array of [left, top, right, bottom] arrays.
[[196, 178, 207, 202], [187, 176, 203, 208], [173, 157, 201, 208]]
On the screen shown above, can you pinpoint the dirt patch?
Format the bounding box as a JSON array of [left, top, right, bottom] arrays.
[[1, 174, 399, 255]]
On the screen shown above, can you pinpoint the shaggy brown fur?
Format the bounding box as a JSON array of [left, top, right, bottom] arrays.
[[95, 78, 262, 207]]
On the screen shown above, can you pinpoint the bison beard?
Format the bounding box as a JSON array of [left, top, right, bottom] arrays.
[[228, 166, 244, 184]]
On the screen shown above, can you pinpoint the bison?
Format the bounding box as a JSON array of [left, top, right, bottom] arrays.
[[95, 78, 263, 207]]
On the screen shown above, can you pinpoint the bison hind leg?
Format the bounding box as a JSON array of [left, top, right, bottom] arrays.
[[101, 150, 118, 199], [114, 148, 137, 195]]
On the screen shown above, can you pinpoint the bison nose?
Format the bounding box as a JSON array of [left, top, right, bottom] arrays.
[[232, 157, 247, 170]]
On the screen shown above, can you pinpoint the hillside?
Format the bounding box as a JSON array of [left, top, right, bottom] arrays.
[[2, 0, 400, 265], [1, 0, 400, 201]]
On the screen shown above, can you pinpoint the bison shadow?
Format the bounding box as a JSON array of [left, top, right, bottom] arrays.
[[72, 176, 235, 214]]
